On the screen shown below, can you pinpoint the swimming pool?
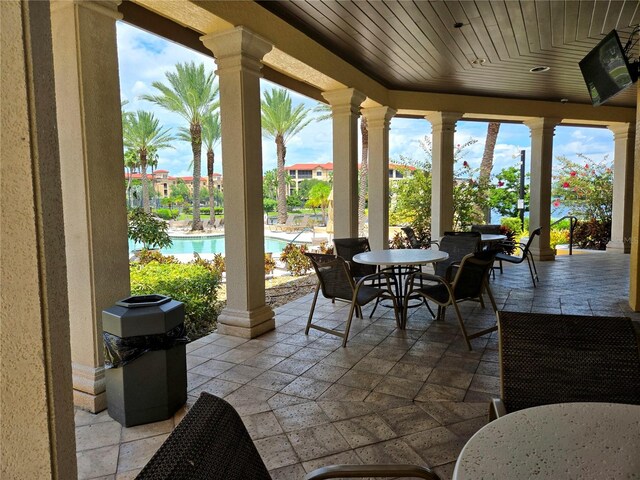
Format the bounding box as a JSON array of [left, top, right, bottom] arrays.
[[129, 235, 301, 256]]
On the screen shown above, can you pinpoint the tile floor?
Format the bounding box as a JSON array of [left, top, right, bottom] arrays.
[[76, 252, 640, 479]]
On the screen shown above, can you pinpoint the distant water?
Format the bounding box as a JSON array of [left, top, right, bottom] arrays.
[[129, 235, 300, 255]]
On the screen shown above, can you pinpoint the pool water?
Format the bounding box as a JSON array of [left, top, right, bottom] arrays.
[[129, 235, 298, 256]]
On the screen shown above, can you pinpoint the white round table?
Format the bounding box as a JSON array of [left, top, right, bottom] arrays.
[[480, 234, 506, 243], [453, 402, 640, 479], [353, 250, 449, 323], [352, 249, 448, 267]]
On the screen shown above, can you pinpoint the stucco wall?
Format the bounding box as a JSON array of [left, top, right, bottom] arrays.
[[1, 1, 76, 477]]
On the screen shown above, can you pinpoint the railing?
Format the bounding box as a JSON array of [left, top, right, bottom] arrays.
[[289, 227, 314, 244], [550, 215, 578, 255]]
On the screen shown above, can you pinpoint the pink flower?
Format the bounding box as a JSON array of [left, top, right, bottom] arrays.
[[584, 164, 589, 169], [463, 161, 469, 168], [553, 200, 560, 208], [562, 181, 570, 188], [592, 170, 596, 175], [570, 171, 576, 177], [497, 180, 504, 187]]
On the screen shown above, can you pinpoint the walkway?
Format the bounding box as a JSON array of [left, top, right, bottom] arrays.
[[75, 252, 639, 479]]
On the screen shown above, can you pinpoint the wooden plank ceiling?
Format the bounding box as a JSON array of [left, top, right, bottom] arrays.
[[257, 0, 639, 107]]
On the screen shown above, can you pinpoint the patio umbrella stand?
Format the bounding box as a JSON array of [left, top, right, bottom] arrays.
[[102, 294, 188, 427]]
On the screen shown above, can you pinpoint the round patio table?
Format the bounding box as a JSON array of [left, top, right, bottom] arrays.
[[480, 233, 506, 244], [453, 402, 640, 479], [353, 249, 449, 319]]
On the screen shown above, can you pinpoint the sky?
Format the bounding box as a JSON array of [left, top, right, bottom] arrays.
[[116, 22, 615, 179]]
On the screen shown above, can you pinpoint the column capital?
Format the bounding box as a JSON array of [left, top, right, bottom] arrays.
[[524, 117, 560, 133], [361, 106, 396, 128], [424, 111, 462, 130], [322, 88, 366, 116], [608, 122, 635, 139], [51, 0, 123, 20], [201, 27, 272, 76]]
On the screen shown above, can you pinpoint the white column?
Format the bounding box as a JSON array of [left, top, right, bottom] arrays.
[[202, 27, 275, 338], [525, 118, 558, 260], [607, 123, 635, 254], [362, 106, 396, 250], [425, 112, 461, 239], [51, 0, 130, 413], [2, 0, 77, 477], [322, 88, 367, 238]]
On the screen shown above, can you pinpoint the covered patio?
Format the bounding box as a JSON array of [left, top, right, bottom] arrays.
[[2, 1, 639, 478], [74, 252, 640, 479]]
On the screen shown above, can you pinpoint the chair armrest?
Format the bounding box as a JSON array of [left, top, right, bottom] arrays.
[[305, 464, 441, 479], [489, 398, 506, 421], [406, 271, 446, 285]]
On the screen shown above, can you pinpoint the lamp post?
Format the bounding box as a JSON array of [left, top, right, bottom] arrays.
[[518, 150, 526, 231]]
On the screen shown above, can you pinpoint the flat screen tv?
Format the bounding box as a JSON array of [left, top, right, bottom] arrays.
[[579, 29, 637, 106]]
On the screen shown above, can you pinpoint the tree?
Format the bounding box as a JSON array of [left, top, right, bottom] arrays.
[[171, 179, 191, 204], [479, 122, 500, 222], [263, 168, 293, 201], [122, 111, 174, 212], [297, 178, 323, 204], [552, 154, 613, 224], [305, 181, 332, 224], [488, 166, 530, 218], [142, 62, 219, 230], [178, 112, 221, 225], [261, 88, 314, 223]]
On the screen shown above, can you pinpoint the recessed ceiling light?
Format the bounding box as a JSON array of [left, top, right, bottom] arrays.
[[530, 66, 550, 73], [471, 58, 486, 65]]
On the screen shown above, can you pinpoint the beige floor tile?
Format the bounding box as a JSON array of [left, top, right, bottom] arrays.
[[188, 343, 233, 359], [287, 423, 351, 462], [352, 355, 396, 375], [374, 375, 423, 400], [249, 369, 298, 391], [415, 401, 486, 425], [379, 404, 440, 436], [76, 445, 119, 479], [269, 462, 307, 480], [317, 383, 369, 402], [468, 373, 500, 394], [244, 411, 284, 440], [387, 362, 433, 382], [115, 469, 141, 480], [427, 367, 474, 391], [189, 378, 242, 398], [117, 434, 168, 473], [120, 418, 173, 443], [447, 416, 487, 441], [273, 401, 330, 432], [415, 383, 467, 402], [185, 354, 209, 370], [302, 363, 349, 383], [333, 413, 397, 449], [76, 421, 122, 452], [403, 426, 466, 466], [267, 392, 310, 410], [336, 369, 384, 390], [74, 409, 113, 428], [291, 347, 333, 362], [253, 434, 300, 470], [316, 400, 380, 422], [188, 358, 235, 377], [280, 376, 332, 400], [242, 352, 287, 369], [271, 357, 317, 375], [216, 364, 265, 383], [355, 438, 425, 466], [186, 372, 211, 391]]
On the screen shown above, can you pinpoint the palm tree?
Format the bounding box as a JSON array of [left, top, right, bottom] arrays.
[[122, 111, 174, 212], [142, 62, 218, 230], [480, 122, 501, 222], [261, 88, 314, 224]]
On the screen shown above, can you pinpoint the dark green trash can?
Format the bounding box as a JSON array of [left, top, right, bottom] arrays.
[[103, 294, 188, 427]]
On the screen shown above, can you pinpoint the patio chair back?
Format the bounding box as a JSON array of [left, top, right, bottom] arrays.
[[471, 224, 502, 234], [306, 252, 355, 302], [451, 249, 497, 300], [333, 237, 377, 279], [497, 311, 640, 414], [401, 226, 423, 249], [434, 231, 481, 278]]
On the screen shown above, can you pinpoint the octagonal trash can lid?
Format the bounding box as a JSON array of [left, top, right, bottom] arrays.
[[116, 294, 171, 308]]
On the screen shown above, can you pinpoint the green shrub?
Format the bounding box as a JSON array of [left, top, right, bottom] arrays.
[[500, 217, 525, 235], [550, 229, 569, 250], [155, 208, 178, 220], [263, 198, 277, 213], [280, 243, 311, 276], [551, 218, 573, 230], [130, 261, 221, 338], [199, 207, 210, 215]]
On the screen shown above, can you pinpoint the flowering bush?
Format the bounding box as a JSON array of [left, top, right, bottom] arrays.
[[552, 154, 613, 224]]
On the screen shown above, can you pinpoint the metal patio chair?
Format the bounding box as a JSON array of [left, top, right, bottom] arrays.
[[138, 392, 441, 480], [403, 250, 499, 350], [495, 227, 541, 287], [490, 311, 640, 420], [305, 253, 400, 347]]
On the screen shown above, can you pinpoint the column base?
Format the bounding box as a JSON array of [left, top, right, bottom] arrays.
[[529, 247, 555, 261], [217, 305, 275, 338], [606, 240, 630, 254], [72, 363, 107, 412]]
